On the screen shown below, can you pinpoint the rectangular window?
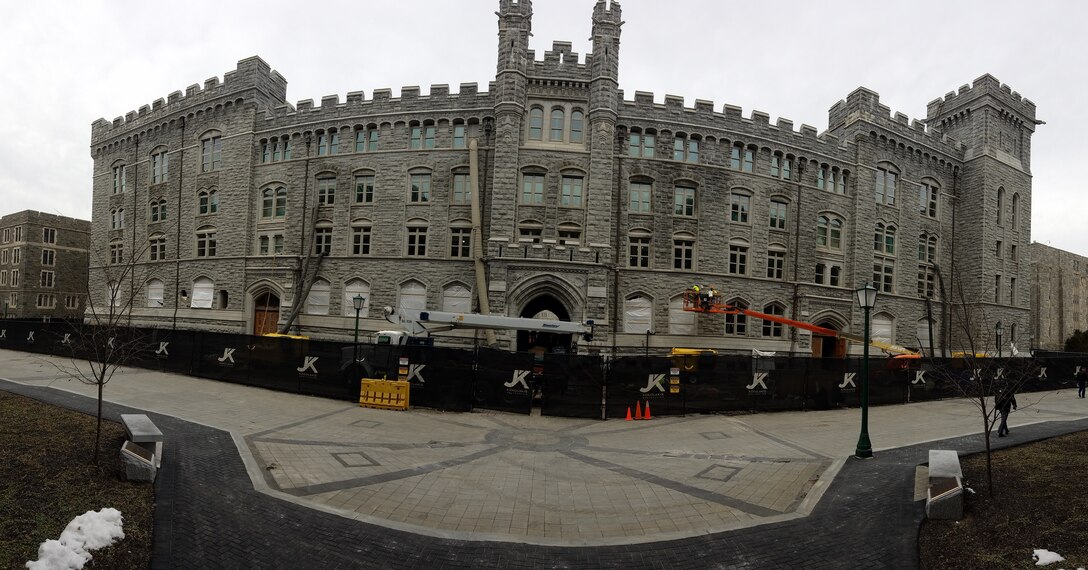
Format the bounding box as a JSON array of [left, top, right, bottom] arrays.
[[451, 173, 470, 204], [407, 226, 427, 256], [14, 227, 21, 242], [201, 137, 222, 172], [837, 172, 847, 194], [521, 174, 544, 205], [550, 110, 564, 141], [410, 126, 422, 149], [367, 129, 379, 151], [151, 152, 168, 183], [875, 168, 897, 205], [995, 275, 1002, 304], [11, 247, 19, 264], [40, 270, 54, 288], [453, 125, 466, 148], [769, 200, 787, 230], [314, 227, 333, 255], [673, 186, 695, 216], [1010, 277, 1017, 304], [917, 266, 936, 298], [771, 156, 780, 177], [687, 139, 699, 163], [781, 157, 792, 180], [352, 227, 371, 255], [728, 245, 748, 275], [830, 265, 841, 287], [354, 175, 375, 203], [558, 228, 581, 245], [629, 132, 655, 158], [0, 249, 6, 264], [730, 145, 742, 170], [41, 249, 55, 266], [355, 130, 367, 152], [317, 178, 336, 206], [410, 173, 431, 203], [996, 240, 1003, 258], [730, 193, 750, 223], [317, 132, 339, 155], [259, 236, 269, 255], [196, 231, 216, 257], [919, 183, 938, 217], [424, 125, 436, 149], [112, 165, 127, 194], [628, 236, 651, 268], [672, 138, 698, 162], [817, 166, 826, 190], [519, 227, 543, 243], [743, 148, 754, 172], [9, 268, 18, 287], [673, 239, 693, 270], [109, 243, 123, 264], [1010, 244, 1018, 261], [65, 295, 79, 309], [150, 238, 166, 261], [766, 251, 785, 280], [36, 294, 55, 309], [561, 176, 584, 207], [873, 259, 895, 293], [450, 227, 471, 258], [629, 182, 651, 213], [0, 270, 6, 285]]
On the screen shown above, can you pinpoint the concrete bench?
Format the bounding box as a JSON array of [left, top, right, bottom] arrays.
[[120, 414, 163, 482], [925, 449, 964, 520]]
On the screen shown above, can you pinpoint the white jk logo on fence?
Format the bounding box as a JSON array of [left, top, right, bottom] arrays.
[[838, 373, 856, 389], [972, 369, 982, 381], [296, 356, 319, 374], [1038, 367, 1047, 379], [505, 370, 530, 389], [640, 373, 666, 393], [0, 329, 7, 339], [26, 331, 34, 342], [747, 372, 769, 390], [155, 342, 170, 356], [108, 337, 115, 348], [995, 368, 1005, 380], [61, 333, 71, 345], [913, 370, 927, 384], [218, 348, 235, 363], [406, 364, 426, 383]]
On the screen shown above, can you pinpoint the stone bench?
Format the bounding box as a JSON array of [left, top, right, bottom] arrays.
[[119, 414, 163, 482], [925, 449, 963, 520]]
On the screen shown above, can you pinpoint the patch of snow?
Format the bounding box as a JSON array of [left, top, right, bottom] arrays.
[[26, 508, 125, 570], [1033, 549, 1065, 566]]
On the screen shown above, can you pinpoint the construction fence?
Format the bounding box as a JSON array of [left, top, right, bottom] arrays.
[[0, 319, 1083, 419]]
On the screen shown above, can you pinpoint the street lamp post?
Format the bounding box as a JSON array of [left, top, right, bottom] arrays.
[[854, 283, 878, 459], [996, 322, 1003, 359], [352, 294, 365, 364]]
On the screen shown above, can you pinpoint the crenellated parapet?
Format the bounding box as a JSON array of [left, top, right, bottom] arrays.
[[827, 87, 966, 157], [258, 83, 497, 131], [616, 89, 848, 160], [926, 73, 1036, 125], [90, 56, 287, 144], [526, 41, 592, 83]]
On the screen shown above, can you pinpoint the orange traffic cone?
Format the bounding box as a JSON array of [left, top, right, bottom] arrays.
[[625, 407, 633, 421], [644, 401, 652, 420], [635, 401, 643, 420]]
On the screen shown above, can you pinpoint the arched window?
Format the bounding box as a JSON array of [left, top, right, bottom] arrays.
[[342, 279, 371, 317], [398, 280, 427, 310], [518, 219, 544, 243], [996, 187, 1005, 225], [261, 187, 286, 218], [918, 179, 939, 218], [198, 189, 218, 214], [570, 110, 584, 143], [150, 147, 169, 184], [668, 295, 695, 335], [406, 219, 428, 256], [442, 283, 472, 313], [1011, 193, 1020, 229], [872, 313, 894, 345], [817, 214, 843, 250], [305, 279, 330, 315], [191, 277, 214, 308], [762, 303, 785, 337], [150, 198, 168, 222], [724, 298, 748, 336], [200, 131, 222, 172], [146, 279, 164, 308], [195, 226, 217, 257], [628, 229, 652, 268], [558, 223, 582, 246], [313, 220, 333, 255], [673, 232, 695, 270], [874, 222, 896, 255], [549, 108, 565, 141], [528, 107, 544, 140], [875, 163, 898, 205], [623, 295, 652, 334]]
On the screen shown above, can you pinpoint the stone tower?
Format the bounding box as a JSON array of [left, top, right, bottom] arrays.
[[489, 0, 533, 244], [585, 0, 622, 247]]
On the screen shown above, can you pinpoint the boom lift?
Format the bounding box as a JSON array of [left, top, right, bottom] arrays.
[[682, 288, 918, 356], [380, 307, 594, 345]]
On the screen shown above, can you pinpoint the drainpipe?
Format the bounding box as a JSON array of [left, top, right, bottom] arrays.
[[790, 159, 805, 355], [172, 117, 185, 331], [469, 138, 496, 347]]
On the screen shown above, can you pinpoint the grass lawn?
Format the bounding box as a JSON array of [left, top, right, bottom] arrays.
[[0, 390, 154, 569], [919, 430, 1088, 569]]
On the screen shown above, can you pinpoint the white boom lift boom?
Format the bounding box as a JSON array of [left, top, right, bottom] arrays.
[[380, 307, 594, 344]]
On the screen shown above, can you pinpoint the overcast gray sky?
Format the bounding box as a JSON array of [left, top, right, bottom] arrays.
[[2, 1, 1084, 254]]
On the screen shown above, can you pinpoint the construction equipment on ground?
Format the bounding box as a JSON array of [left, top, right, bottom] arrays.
[[681, 288, 919, 356]]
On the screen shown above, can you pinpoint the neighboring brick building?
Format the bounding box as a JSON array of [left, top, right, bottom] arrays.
[[0, 211, 90, 319], [1030, 243, 1088, 352], [87, 0, 1038, 355]]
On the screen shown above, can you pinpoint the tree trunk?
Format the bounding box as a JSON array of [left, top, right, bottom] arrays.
[[94, 381, 103, 466]]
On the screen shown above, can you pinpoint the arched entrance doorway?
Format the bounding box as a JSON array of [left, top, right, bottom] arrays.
[[517, 294, 573, 354], [811, 319, 846, 358], [253, 291, 280, 336]]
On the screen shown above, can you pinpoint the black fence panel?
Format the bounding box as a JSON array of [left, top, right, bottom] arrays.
[[293, 339, 359, 401], [473, 348, 534, 414], [540, 353, 603, 419], [190, 332, 258, 385], [130, 328, 197, 375], [605, 356, 681, 418], [397, 345, 475, 412]]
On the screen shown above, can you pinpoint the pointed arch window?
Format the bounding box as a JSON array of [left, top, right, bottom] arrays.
[[342, 279, 370, 317], [724, 299, 748, 336], [398, 281, 427, 310], [146, 279, 164, 308], [261, 187, 287, 218], [668, 295, 695, 335], [305, 279, 331, 315], [762, 303, 785, 337], [623, 295, 652, 334], [442, 283, 473, 313]]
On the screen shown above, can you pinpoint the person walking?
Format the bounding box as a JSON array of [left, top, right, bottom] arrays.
[[1076, 366, 1087, 398], [996, 387, 1018, 437]]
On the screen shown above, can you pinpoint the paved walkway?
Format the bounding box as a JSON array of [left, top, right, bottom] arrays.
[[4, 348, 1088, 568]]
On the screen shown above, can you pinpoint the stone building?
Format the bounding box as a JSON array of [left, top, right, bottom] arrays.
[[88, 0, 1038, 355], [0, 210, 90, 319], [1030, 243, 1088, 352]]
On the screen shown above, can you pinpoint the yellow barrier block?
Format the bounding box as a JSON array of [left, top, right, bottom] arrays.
[[359, 378, 410, 410]]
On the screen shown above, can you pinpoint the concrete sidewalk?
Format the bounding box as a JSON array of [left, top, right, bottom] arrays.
[[4, 348, 1088, 567]]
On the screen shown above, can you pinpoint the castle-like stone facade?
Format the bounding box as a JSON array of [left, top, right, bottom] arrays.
[[0, 210, 90, 319], [89, 0, 1037, 355]]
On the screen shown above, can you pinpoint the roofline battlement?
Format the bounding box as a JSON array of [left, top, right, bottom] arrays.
[[829, 86, 966, 155], [592, 0, 622, 22], [926, 74, 1037, 122], [90, 56, 288, 142], [260, 82, 497, 124], [525, 41, 594, 82]]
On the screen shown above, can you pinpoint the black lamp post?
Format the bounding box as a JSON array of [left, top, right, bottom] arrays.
[[996, 322, 1003, 359], [352, 294, 365, 363], [854, 283, 878, 459]]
